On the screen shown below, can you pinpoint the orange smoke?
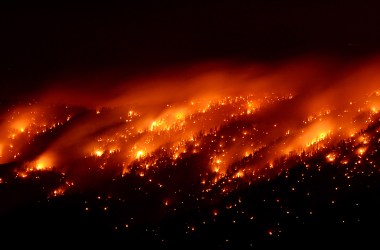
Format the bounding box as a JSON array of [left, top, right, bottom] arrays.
[[1, 55, 380, 187]]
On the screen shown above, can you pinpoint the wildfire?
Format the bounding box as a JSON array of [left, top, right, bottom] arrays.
[[0, 56, 379, 198]]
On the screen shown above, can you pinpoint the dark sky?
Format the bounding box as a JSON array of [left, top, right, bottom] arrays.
[[1, 1, 380, 100]]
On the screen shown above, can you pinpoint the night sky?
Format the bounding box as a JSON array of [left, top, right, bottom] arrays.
[[2, 2, 380, 248], [2, 1, 380, 97]]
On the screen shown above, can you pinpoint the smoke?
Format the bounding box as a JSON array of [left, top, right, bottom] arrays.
[[1, 55, 380, 187]]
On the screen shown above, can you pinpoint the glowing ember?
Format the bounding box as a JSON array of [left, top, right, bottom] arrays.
[[326, 153, 336, 162], [357, 147, 367, 156]]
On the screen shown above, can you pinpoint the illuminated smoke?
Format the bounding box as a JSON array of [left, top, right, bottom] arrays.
[[1, 55, 380, 189]]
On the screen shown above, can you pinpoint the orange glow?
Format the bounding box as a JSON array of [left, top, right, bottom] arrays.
[[357, 147, 367, 156], [34, 154, 54, 171], [17, 154, 55, 177], [341, 158, 349, 165], [136, 150, 145, 159], [0, 56, 379, 191], [13, 119, 28, 133], [235, 171, 244, 178], [176, 112, 184, 120], [51, 187, 66, 197], [95, 150, 104, 157], [326, 153, 336, 162]]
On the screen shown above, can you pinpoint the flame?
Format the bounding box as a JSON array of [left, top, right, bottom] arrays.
[[357, 147, 367, 156], [0, 56, 380, 190], [326, 153, 336, 162], [12, 119, 28, 133], [136, 150, 145, 159], [94, 150, 104, 157], [34, 154, 54, 171]]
